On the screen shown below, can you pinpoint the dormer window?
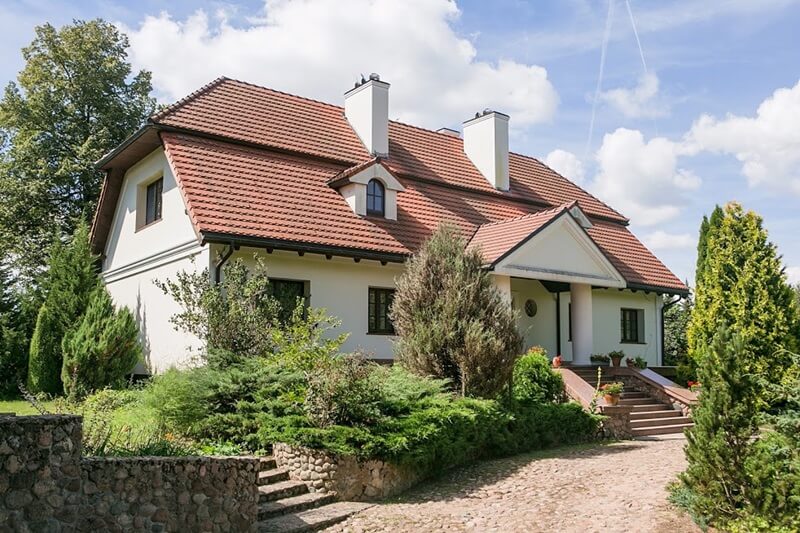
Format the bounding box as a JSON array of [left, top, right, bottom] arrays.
[[367, 179, 385, 216]]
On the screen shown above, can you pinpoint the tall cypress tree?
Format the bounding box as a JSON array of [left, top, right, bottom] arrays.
[[695, 205, 724, 286], [688, 203, 799, 386], [27, 221, 99, 394]]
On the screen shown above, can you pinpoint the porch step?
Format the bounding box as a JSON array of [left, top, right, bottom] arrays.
[[631, 422, 693, 437], [259, 492, 337, 520], [619, 392, 646, 399], [259, 480, 309, 503], [630, 416, 692, 429], [619, 398, 659, 406], [257, 502, 372, 533], [630, 409, 681, 420], [259, 467, 290, 485]]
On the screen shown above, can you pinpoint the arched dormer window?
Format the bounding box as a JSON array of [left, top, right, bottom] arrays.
[[366, 179, 385, 216]]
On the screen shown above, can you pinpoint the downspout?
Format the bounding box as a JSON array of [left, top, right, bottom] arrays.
[[214, 243, 235, 284], [660, 295, 683, 366]]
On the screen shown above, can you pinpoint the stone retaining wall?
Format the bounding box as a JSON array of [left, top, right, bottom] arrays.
[[273, 443, 422, 501], [0, 415, 259, 532]]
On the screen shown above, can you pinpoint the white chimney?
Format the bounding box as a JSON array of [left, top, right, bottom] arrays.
[[462, 110, 510, 191], [344, 74, 389, 156]]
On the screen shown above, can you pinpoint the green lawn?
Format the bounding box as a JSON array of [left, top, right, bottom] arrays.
[[0, 396, 158, 431], [0, 399, 63, 415]]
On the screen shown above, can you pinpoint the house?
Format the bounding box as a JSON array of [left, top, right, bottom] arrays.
[[90, 75, 688, 373]]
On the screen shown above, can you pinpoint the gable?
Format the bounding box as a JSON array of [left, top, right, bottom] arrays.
[[494, 214, 626, 288]]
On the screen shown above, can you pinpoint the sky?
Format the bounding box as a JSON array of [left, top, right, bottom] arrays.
[[2, 0, 799, 287]]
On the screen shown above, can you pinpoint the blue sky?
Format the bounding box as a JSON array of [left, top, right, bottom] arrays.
[[3, 0, 799, 286]]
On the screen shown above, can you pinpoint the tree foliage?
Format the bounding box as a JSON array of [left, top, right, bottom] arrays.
[[0, 19, 155, 279], [688, 203, 799, 387], [391, 224, 522, 398], [663, 293, 692, 368], [61, 286, 141, 400], [27, 222, 99, 394], [695, 205, 723, 286]]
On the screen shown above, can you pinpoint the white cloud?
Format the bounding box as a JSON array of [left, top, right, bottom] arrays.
[[120, 0, 558, 129], [600, 72, 667, 119], [643, 230, 695, 251], [684, 80, 800, 195], [592, 128, 700, 226], [544, 149, 585, 184], [786, 266, 800, 285]]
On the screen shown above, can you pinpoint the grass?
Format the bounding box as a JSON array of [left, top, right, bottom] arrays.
[[0, 396, 158, 433], [0, 399, 62, 415]]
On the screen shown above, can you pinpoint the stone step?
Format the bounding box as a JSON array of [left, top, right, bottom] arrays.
[[620, 392, 647, 399], [258, 492, 337, 520], [630, 416, 692, 429], [259, 467, 291, 485], [631, 423, 694, 437], [619, 398, 659, 406], [259, 480, 309, 503], [630, 409, 682, 420], [629, 404, 673, 413], [259, 456, 278, 470], [257, 501, 373, 533]]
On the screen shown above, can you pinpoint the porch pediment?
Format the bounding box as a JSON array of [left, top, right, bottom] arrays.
[[468, 203, 626, 288]]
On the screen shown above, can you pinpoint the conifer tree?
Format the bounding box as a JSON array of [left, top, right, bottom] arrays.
[[688, 203, 799, 386], [61, 286, 140, 400], [695, 205, 723, 286], [27, 222, 99, 394], [682, 325, 760, 523], [391, 224, 522, 397]]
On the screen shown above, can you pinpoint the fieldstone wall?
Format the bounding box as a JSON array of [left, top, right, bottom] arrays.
[[599, 405, 634, 439], [0, 415, 259, 532], [618, 375, 690, 416], [273, 443, 423, 501], [0, 415, 83, 531]]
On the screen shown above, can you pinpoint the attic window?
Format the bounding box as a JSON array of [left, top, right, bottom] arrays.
[[145, 178, 163, 225], [366, 179, 385, 216]]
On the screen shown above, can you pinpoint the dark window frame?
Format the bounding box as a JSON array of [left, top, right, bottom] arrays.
[[145, 177, 163, 226], [368, 287, 395, 334], [620, 308, 644, 344], [366, 179, 385, 216]]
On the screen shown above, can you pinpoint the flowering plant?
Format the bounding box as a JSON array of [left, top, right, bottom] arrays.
[[597, 382, 624, 396]]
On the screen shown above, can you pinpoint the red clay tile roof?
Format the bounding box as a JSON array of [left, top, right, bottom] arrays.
[[467, 203, 576, 264], [98, 77, 687, 294]]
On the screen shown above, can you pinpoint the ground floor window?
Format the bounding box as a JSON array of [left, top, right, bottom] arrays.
[[368, 287, 395, 334], [620, 308, 645, 343], [270, 279, 308, 322]]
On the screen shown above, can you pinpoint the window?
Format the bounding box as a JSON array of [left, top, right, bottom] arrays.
[[621, 308, 645, 343], [366, 179, 385, 216], [145, 178, 163, 225], [270, 279, 308, 322], [368, 287, 395, 334]]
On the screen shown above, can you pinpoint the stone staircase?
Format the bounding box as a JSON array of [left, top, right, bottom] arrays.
[[571, 367, 693, 437], [255, 457, 371, 532]]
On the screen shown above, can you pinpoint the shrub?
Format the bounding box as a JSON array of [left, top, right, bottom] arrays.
[[28, 222, 100, 394], [392, 224, 522, 397], [512, 348, 564, 403], [61, 286, 141, 399], [271, 305, 346, 372], [0, 316, 27, 398], [304, 354, 382, 427], [143, 367, 214, 435]]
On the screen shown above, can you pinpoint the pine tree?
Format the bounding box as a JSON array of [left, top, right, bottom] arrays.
[[391, 224, 522, 397], [61, 286, 141, 400], [27, 222, 99, 394], [688, 202, 799, 386], [681, 325, 760, 523]]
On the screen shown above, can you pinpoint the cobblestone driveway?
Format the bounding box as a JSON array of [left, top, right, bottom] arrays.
[[326, 438, 699, 533]]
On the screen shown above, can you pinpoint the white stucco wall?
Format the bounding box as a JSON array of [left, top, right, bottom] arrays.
[[228, 247, 404, 359], [101, 147, 208, 373]]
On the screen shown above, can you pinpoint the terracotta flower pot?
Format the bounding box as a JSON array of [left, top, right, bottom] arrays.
[[603, 393, 620, 406], [552, 355, 562, 368], [626, 358, 635, 368], [611, 356, 623, 368]]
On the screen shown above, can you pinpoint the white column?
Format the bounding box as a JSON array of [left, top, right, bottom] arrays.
[[570, 283, 593, 365], [493, 274, 512, 304]]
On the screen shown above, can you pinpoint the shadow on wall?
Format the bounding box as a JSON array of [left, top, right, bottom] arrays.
[[135, 291, 152, 375]]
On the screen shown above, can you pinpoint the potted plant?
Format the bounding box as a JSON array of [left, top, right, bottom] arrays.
[[627, 356, 647, 369], [688, 381, 702, 394], [552, 354, 563, 368], [598, 382, 624, 406], [609, 350, 624, 367], [590, 354, 610, 366]]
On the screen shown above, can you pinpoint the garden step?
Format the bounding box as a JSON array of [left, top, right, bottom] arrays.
[[259, 480, 309, 503], [258, 492, 337, 519], [619, 398, 659, 406], [257, 501, 373, 533], [619, 392, 646, 399], [259, 467, 290, 485], [259, 456, 278, 470], [630, 416, 692, 429], [631, 423, 694, 437], [630, 409, 682, 420], [629, 404, 673, 412]]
